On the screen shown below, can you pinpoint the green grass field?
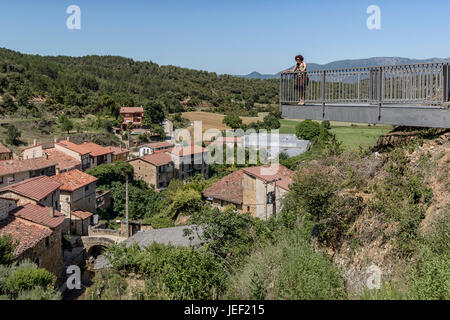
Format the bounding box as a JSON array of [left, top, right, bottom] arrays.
[[279, 119, 393, 150]]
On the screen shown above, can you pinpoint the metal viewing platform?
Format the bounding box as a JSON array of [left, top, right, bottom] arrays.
[[280, 61, 450, 128]]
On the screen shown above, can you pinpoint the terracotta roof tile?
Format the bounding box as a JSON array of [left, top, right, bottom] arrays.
[[0, 215, 51, 256], [11, 203, 65, 229], [242, 164, 294, 191], [120, 106, 144, 113], [143, 141, 172, 149], [72, 210, 93, 220], [44, 148, 81, 171], [203, 169, 244, 205], [0, 143, 11, 154], [135, 153, 173, 167], [51, 169, 98, 192], [56, 140, 90, 156], [0, 176, 62, 201], [79, 142, 113, 157], [56, 140, 113, 157], [0, 158, 57, 176]]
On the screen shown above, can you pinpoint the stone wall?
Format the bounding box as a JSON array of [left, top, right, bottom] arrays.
[[0, 198, 17, 220], [19, 225, 64, 279]]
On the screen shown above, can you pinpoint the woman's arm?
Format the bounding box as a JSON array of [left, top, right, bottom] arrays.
[[282, 64, 297, 74]]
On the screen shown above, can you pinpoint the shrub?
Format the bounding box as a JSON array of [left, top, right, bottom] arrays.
[[102, 242, 227, 300], [223, 113, 242, 129], [6, 264, 56, 294], [225, 230, 347, 300], [295, 120, 321, 140], [0, 235, 17, 266]]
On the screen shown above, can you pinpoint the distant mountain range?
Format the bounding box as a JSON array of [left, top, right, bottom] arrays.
[[238, 57, 450, 79]]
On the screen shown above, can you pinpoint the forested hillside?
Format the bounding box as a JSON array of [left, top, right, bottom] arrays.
[[0, 48, 278, 118]]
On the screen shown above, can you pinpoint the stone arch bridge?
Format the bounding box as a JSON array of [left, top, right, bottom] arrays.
[[80, 235, 126, 256]]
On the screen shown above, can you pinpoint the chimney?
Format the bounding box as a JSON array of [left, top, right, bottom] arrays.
[[225, 181, 229, 187], [33, 139, 37, 146], [44, 152, 49, 160], [66, 136, 70, 141], [49, 206, 55, 218]]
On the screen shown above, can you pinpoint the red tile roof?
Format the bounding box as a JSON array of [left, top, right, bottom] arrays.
[[242, 164, 294, 191], [44, 148, 81, 172], [79, 142, 113, 157], [107, 146, 130, 155], [51, 169, 98, 192], [135, 153, 173, 167], [56, 140, 113, 157], [203, 169, 244, 205], [0, 158, 57, 176], [0, 176, 62, 201], [120, 106, 144, 113], [72, 210, 93, 220], [56, 140, 90, 155], [10, 203, 65, 229], [171, 145, 208, 157], [0, 143, 11, 154], [0, 215, 51, 256], [144, 141, 172, 149]]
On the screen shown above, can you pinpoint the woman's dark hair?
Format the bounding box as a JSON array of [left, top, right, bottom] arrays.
[[295, 55, 304, 62]]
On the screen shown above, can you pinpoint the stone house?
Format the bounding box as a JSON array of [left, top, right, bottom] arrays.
[[0, 175, 62, 211], [55, 140, 113, 170], [0, 200, 65, 278], [170, 145, 209, 180], [71, 210, 93, 236], [0, 143, 12, 160], [0, 158, 57, 188], [241, 165, 293, 220], [128, 152, 174, 191], [203, 164, 293, 220], [203, 169, 244, 212], [51, 169, 98, 235]]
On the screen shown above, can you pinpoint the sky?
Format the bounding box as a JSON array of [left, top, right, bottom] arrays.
[[0, 0, 450, 75]]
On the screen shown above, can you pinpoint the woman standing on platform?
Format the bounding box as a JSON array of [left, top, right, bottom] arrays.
[[282, 54, 307, 105]]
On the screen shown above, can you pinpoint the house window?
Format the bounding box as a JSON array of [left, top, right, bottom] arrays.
[[0, 176, 2, 184], [85, 185, 89, 192], [45, 237, 50, 248]]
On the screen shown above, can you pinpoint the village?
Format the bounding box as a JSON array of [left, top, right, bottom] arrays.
[[0, 106, 298, 295]]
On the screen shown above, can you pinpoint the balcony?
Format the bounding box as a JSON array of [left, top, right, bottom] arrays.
[[280, 62, 450, 128]]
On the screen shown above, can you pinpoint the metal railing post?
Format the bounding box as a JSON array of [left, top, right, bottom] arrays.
[[378, 67, 383, 120], [322, 71, 326, 118]]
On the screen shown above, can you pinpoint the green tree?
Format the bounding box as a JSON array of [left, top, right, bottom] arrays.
[[223, 113, 243, 129], [16, 87, 31, 108], [6, 124, 21, 146], [86, 161, 134, 186], [295, 120, 322, 140], [144, 100, 165, 126], [263, 113, 280, 129], [58, 115, 74, 134], [1, 93, 16, 113]]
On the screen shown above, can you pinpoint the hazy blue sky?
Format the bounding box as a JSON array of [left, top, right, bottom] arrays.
[[1, 0, 449, 74]]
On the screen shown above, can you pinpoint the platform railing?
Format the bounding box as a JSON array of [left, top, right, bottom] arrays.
[[280, 62, 450, 106]]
